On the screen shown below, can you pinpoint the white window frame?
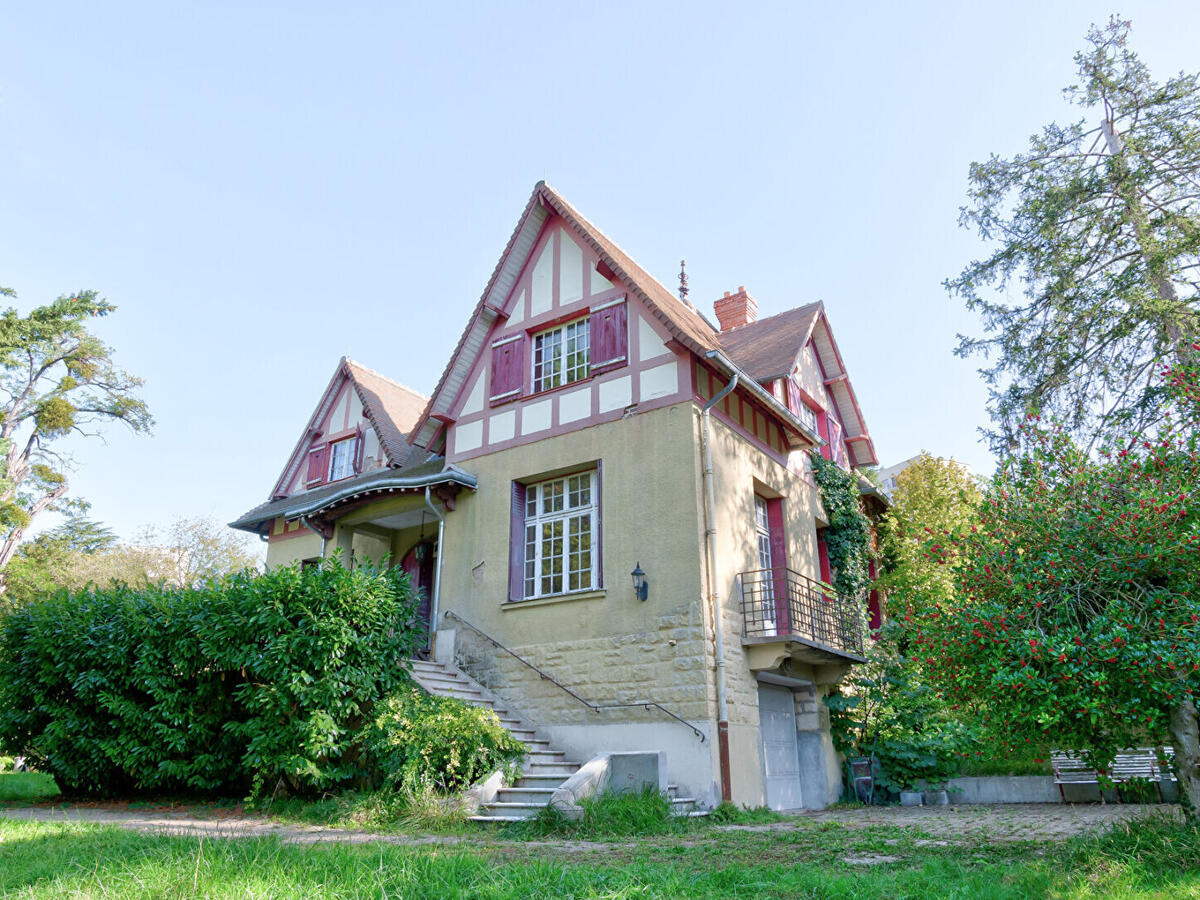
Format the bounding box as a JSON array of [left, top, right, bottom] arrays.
[[532, 317, 589, 393], [523, 470, 597, 599], [327, 437, 357, 481]]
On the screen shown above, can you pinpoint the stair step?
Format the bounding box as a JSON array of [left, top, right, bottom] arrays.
[[516, 773, 576, 785], [496, 787, 556, 801], [469, 814, 529, 823]]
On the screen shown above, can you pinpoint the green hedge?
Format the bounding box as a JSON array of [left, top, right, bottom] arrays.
[[0, 560, 421, 797], [367, 686, 527, 792]]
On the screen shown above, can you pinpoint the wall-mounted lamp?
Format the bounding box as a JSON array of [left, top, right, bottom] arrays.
[[631, 562, 648, 602]]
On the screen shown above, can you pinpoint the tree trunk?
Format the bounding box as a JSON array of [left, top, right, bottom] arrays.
[[1169, 699, 1200, 823]]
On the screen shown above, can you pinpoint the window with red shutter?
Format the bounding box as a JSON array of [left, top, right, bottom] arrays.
[[490, 334, 526, 406], [306, 446, 328, 485], [589, 298, 628, 375]]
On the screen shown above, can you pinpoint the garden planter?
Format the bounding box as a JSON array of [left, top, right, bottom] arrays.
[[924, 789, 950, 806], [900, 790, 923, 807]]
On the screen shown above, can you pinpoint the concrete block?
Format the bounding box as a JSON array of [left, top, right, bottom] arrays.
[[433, 628, 456, 665]]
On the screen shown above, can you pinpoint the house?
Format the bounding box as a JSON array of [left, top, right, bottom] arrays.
[[232, 182, 882, 812]]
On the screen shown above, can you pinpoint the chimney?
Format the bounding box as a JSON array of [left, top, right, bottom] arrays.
[[713, 286, 757, 331]]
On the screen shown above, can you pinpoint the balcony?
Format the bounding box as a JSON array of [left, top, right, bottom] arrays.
[[738, 566, 867, 666]]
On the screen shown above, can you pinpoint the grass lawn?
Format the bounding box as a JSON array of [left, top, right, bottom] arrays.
[[0, 771, 60, 803], [1, 812, 1198, 898]]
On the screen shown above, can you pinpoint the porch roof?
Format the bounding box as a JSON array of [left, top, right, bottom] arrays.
[[230, 460, 477, 535]]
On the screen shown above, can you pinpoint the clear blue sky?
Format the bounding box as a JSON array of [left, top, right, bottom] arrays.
[[2, 2, 1197, 541]]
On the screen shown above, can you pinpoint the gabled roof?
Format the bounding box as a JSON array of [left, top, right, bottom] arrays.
[[268, 357, 428, 500], [717, 303, 822, 382], [407, 181, 876, 467], [409, 182, 725, 449], [345, 360, 426, 463]]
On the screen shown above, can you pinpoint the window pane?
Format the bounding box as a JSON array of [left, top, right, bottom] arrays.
[[542, 479, 564, 514]]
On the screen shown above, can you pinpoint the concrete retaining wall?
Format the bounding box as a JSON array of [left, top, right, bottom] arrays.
[[944, 775, 1178, 804]]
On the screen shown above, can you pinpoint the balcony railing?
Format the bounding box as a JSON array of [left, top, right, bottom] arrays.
[[738, 566, 866, 658]]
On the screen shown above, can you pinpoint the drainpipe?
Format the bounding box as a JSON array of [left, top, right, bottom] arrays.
[[701, 371, 739, 803], [300, 516, 328, 559], [423, 486, 447, 652]]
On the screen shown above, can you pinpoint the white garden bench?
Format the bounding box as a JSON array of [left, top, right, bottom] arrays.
[[1051, 747, 1175, 802]]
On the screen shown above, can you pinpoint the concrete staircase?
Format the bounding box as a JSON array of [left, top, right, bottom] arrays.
[[408, 658, 697, 822]]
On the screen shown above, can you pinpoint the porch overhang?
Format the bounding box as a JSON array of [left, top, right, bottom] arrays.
[[230, 461, 477, 538]]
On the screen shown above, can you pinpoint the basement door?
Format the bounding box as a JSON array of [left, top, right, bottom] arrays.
[[758, 684, 803, 810]]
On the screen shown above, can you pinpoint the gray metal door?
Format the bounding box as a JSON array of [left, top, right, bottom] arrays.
[[758, 684, 803, 810]]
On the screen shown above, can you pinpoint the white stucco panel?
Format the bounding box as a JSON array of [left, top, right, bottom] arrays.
[[530, 240, 554, 316], [508, 288, 527, 326], [460, 371, 485, 417], [637, 313, 671, 362], [559, 230, 583, 305], [598, 375, 632, 413], [489, 409, 516, 443], [559, 386, 591, 423], [591, 262, 614, 294], [640, 361, 679, 401], [522, 398, 552, 434], [453, 420, 483, 454]]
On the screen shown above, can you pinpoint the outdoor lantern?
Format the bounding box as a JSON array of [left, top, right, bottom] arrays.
[[631, 562, 648, 602]]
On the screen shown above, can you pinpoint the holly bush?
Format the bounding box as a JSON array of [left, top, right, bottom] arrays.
[[904, 354, 1200, 784], [367, 686, 527, 792], [0, 559, 421, 797], [826, 627, 974, 793]]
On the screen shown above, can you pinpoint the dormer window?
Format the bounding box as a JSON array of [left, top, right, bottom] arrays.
[[532, 318, 589, 393], [328, 437, 357, 481]]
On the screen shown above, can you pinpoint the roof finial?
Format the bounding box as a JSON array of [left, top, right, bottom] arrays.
[[678, 259, 689, 303]]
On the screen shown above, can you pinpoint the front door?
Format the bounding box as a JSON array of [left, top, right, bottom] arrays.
[[759, 684, 803, 810], [400, 541, 436, 634]]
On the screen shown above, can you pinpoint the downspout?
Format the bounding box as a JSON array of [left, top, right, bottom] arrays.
[[423, 486, 447, 650], [300, 516, 328, 559], [701, 371, 739, 803]]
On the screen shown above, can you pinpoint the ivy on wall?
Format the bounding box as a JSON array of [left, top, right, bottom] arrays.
[[810, 452, 874, 597]]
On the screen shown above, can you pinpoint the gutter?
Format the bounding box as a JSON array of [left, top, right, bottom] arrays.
[[703, 349, 824, 448], [700, 370, 739, 804], [423, 486, 447, 652], [230, 467, 477, 533]]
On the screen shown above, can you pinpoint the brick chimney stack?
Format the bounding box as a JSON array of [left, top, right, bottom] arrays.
[[713, 286, 757, 331]]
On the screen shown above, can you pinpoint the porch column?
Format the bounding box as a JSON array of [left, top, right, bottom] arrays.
[[331, 523, 355, 568]]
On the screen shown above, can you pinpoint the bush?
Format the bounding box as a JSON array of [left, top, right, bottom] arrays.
[[367, 687, 526, 792], [825, 626, 974, 794], [0, 559, 421, 798]]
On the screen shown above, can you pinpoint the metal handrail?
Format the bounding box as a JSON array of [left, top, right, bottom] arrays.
[[443, 610, 705, 742], [738, 566, 866, 656]]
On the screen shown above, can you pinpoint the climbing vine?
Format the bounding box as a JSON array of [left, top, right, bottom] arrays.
[[810, 452, 873, 597]]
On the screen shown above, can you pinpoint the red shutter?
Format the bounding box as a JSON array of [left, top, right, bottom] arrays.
[[817, 529, 833, 591], [786, 378, 802, 416], [817, 411, 832, 461], [508, 481, 527, 601], [589, 299, 628, 374], [490, 335, 526, 406], [353, 423, 366, 473], [766, 497, 788, 631], [306, 446, 328, 484]]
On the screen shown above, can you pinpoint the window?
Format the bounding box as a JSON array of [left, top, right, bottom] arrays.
[[328, 437, 357, 481], [532, 318, 589, 393], [520, 470, 597, 598], [754, 496, 773, 572]]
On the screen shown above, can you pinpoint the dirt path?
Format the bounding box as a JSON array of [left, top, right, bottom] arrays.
[[0, 801, 1177, 847]]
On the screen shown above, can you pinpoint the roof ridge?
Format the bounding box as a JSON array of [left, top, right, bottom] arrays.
[[720, 301, 823, 333], [344, 358, 429, 400]]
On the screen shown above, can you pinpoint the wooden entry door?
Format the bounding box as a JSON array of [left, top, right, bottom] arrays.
[[400, 541, 436, 633]]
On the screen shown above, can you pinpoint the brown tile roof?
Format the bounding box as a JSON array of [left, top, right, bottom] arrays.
[[716, 303, 821, 381], [345, 360, 427, 465]]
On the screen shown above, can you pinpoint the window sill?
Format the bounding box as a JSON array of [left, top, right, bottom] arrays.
[[503, 589, 606, 610]]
